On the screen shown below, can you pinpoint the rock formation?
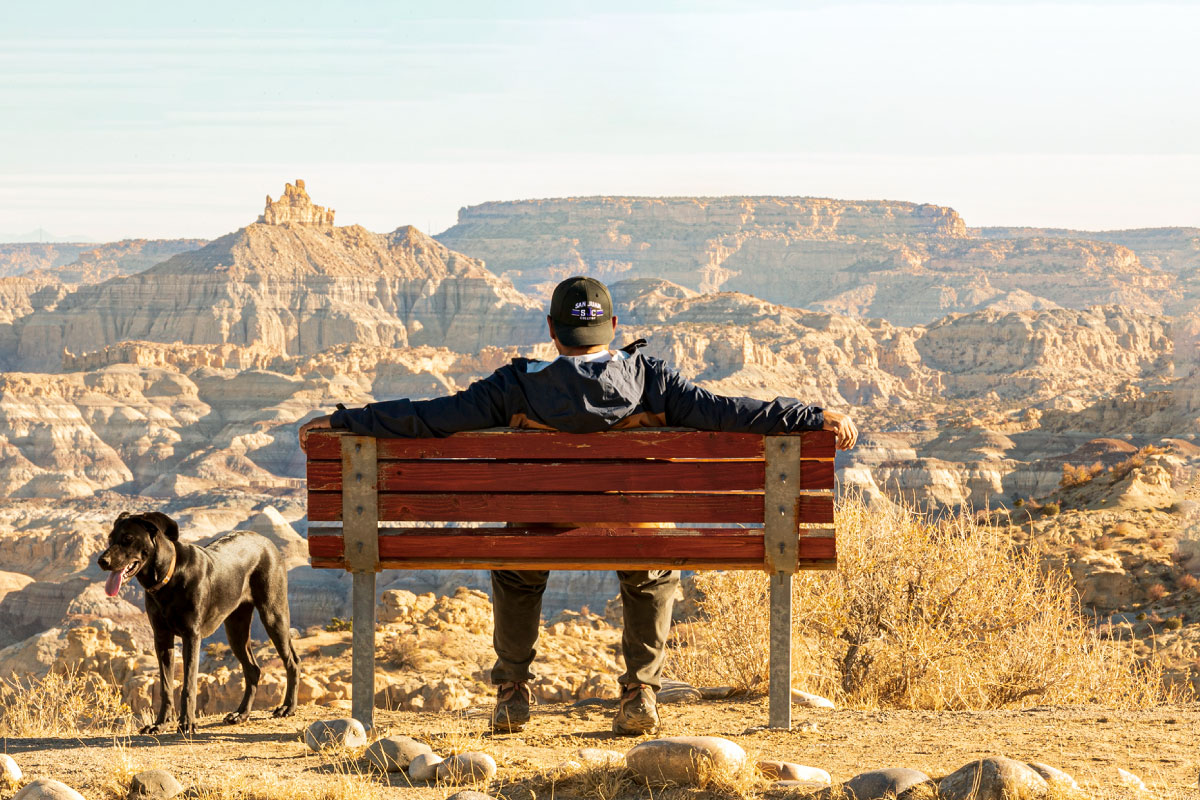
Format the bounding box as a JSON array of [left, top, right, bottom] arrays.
[[4, 186, 543, 369], [259, 179, 335, 227], [436, 197, 1180, 324]]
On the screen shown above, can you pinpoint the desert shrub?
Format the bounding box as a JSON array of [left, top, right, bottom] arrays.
[[1109, 446, 1166, 482], [324, 617, 352, 632], [669, 496, 1179, 709], [1179, 574, 1199, 592], [1146, 583, 1169, 602], [1041, 502, 1061, 516], [1163, 617, 1183, 631], [1012, 497, 1025, 507], [1060, 462, 1104, 488], [383, 634, 428, 670], [0, 668, 131, 736]]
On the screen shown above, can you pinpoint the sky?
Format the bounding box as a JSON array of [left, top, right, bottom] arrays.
[[2, 0, 1198, 241]]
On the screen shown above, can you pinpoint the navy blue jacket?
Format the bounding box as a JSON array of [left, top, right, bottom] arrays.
[[331, 344, 824, 437]]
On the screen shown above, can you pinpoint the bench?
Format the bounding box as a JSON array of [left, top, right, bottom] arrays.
[[305, 427, 837, 730]]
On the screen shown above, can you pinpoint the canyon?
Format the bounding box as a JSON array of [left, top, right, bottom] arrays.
[[0, 183, 1195, 682]]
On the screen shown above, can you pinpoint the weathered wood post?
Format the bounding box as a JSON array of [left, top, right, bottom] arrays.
[[764, 435, 802, 729], [340, 435, 379, 730]]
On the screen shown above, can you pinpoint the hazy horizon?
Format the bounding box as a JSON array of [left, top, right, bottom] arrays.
[[3, 1, 1198, 240]]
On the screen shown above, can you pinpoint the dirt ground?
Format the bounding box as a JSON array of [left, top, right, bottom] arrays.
[[6, 699, 1199, 799]]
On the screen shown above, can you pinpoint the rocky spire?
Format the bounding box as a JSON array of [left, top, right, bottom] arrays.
[[258, 179, 335, 226]]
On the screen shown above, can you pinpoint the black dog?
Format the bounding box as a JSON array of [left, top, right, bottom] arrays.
[[97, 511, 300, 735]]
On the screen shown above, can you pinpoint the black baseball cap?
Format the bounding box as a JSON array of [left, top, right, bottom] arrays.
[[548, 276, 615, 347]]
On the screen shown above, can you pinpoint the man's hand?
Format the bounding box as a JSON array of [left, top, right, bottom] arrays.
[[299, 414, 333, 453], [822, 410, 858, 450]]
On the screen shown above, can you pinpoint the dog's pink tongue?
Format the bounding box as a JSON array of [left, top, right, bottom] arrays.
[[104, 570, 124, 597]]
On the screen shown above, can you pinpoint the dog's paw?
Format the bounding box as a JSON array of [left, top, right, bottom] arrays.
[[139, 723, 165, 735], [271, 704, 296, 718], [223, 711, 250, 725], [177, 720, 198, 737]]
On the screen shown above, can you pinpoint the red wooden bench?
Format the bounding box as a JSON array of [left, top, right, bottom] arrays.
[[305, 428, 836, 730]]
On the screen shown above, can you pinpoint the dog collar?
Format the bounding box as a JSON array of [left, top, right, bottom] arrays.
[[146, 543, 177, 593]]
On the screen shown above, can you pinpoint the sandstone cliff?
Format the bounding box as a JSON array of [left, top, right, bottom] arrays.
[[0, 239, 204, 281], [5, 184, 543, 369], [437, 197, 1178, 324]]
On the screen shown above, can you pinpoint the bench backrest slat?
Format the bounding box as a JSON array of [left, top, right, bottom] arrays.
[[305, 428, 834, 461], [307, 490, 834, 524]]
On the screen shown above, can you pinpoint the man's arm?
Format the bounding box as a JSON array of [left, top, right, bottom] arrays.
[[656, 364, 857, 449], [299, 373, 510, 451]]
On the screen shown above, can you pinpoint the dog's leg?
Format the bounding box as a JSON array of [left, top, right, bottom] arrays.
[[222, 603, 260, 724], [141, 629, 177, 735], [259, 590, 300, 718], [178, 632, 201, 737]]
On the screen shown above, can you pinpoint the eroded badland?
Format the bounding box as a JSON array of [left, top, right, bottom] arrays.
[[0, 182, 1197, 799]]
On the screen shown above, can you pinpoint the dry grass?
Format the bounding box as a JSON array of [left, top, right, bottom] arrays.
[[669, 497, 1185, 710], [0, 668, 133, 737]]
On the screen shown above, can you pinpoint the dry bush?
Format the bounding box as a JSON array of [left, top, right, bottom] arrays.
[[381, 634, 428, 671], [0, 668, 132, 736], [1146, 583, 1169, 602], [1061, 462, 1104, 489], [669, 497, 1181, 709], [1179, 574, 1199, 592], [185, 771, 386, 800]]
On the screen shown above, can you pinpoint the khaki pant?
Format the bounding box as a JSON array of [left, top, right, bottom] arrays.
[[490, 569, 680, 690]]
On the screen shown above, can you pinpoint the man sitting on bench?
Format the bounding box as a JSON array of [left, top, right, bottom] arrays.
[[299, 276, 857, 735]]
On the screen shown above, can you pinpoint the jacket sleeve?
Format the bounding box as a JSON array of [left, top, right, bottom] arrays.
[[330, 372, 509, 438], [656, 363, 824, 434]]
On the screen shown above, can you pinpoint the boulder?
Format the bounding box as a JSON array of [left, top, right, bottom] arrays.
[[758, 761, 830, 784], [938, 757, 1048, 800], [128, 769, 184, 800], [1, 754, 22, 783], [625, 736, 746, 785], [576, 748, 624, 766], [445, 793, 496, 800], [791, 689, 835, 709], [656, 681, 703, 704], [1027, 763, 1080, 791], [698, 686, 737, 700], [408, 752, 445, 782], [364, 735, 435, 772], [842, 767, 933, 800], [436, 752, 498, 783], [13, 779, 87, 800], [303, 718, 367, 751]]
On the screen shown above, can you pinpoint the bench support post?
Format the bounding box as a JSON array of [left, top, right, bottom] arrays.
[[768, 571, 792, 729], [342, 436, 379, 731], [764, 436, 801, 729]]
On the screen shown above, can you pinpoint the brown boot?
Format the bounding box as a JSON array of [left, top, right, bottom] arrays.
[[491, 681, 533, 732], [612, 683, 659, 735]]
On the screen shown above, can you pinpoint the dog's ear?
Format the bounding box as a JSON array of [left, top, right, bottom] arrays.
[[117, 511, 131, 520], [140, 512, 180, 541]]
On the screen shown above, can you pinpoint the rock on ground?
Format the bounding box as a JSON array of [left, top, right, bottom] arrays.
[[408, 752, 445, 782], [939, 757, 1049, 800], [791, 689, 836, 708], [758, 761, 830, 784], [445, 792, 496, 800], [364, 735, 434, 772], [625, 736, 746, 785], [656, 681, 702, 704], [128, 769, 184, 800], [1117, 768, 1146, 790], [576, 748, 624, 766], [436, 752, 498, 783], [1027, 763, 1080, 791], [0, 754, 22, 783], [13, 778, 87, 800], [841, 767, 933, 800], [303, 718, 367, 751]]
